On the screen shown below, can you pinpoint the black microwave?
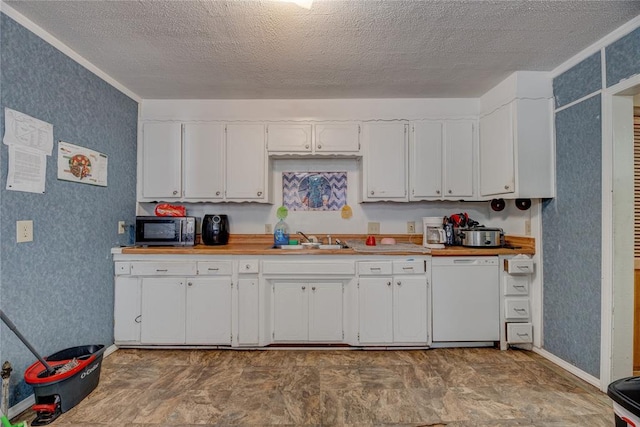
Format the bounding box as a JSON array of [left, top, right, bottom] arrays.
[[135, 216, 195, 246]]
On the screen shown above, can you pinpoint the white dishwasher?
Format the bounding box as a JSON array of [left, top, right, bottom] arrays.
[[431, 257, 500, 343]]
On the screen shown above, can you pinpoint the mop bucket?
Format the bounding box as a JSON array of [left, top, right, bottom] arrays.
[[24, 345, 105, 425]]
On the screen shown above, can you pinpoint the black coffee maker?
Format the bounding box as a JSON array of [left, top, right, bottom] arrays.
[[202, 214, 229, 245]]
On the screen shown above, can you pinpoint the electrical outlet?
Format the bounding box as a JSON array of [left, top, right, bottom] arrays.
[[118, 221, 126, 234], [524, 219, 531, 236], [265, 223, 273, 234], [367, 222, 380, 234], [407, 221, 416, 234], [16, 220, 33, 243]]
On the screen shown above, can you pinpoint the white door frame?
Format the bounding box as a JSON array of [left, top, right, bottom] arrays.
[[601, 72, 640, 391]]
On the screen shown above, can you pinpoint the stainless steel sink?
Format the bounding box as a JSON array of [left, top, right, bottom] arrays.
[[271, 244, 347, 250]]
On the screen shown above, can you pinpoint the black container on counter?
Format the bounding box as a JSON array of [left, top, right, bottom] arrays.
[[202, 214, 229, 245]]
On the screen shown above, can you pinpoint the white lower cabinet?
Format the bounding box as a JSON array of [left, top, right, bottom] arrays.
[[140, 276, 232, 345], [114, 276, 141, 344], [273, 281, 343, 342], [357, 260, 429, 345], [500, 256, 535, 349], [237, 277, 260, 345]]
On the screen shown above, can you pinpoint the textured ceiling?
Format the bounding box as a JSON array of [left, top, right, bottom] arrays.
[[4, 0, 640, 99]]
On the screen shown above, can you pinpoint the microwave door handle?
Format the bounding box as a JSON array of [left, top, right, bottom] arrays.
[[179, 220, 184, 241]]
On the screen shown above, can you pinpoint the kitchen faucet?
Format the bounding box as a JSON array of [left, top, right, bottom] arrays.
[[296, 231, 311, 243]]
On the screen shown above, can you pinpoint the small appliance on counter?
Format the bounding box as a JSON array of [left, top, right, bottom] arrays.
[[459, 227, 504, 247], [422, 216, 446, 249], [135, 216, 195, 246], [202, 214, 230, 245]]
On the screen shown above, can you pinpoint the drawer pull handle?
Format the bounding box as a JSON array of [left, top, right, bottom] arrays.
[[396, 281, 401, 286], [156, 269, 168, 272], [516, 333, 530, 338], [402, 267, 414, 271], [245, 264, 251, 269], [513, 285, 526, 289], [208, 268, 219, 271], [135, 315, 141, 323], [370, 267, 381, 271], [302, 286, 306, 290], [387, 281, 391, 286], [514, 308, 527, 313], [188, 282, 193, 287], [312, 286, 316, 291]]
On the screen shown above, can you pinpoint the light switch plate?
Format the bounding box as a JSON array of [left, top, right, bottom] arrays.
[[367, 222, 380, 234], [118, 221, 126, 234], [524, 219, 531, 236], [265, 223, 273, 234], [17, 220, 33, 243], [407, 221, 416, 234]]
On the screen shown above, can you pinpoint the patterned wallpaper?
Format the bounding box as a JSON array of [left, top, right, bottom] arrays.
[[542, 95, 602, 378], [544, 24, 640, 379], [552, 52, 601, 108], [0, 13, 138, 405], [606, 26, 640, 88]]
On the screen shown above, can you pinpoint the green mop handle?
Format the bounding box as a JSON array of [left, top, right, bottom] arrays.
[[0, 309, 55, 375]]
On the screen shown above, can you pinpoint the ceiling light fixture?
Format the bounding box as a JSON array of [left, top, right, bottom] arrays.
[[281, 0, 313, 10]]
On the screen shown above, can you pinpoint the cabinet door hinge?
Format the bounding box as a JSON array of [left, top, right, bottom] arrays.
[[272, 331, 275, 339], [357, 282, 359, 288], [230, 333, 233, 342], [342, 330, 344, 340], [231, 282, 233, 287], [357, 333, 360, 341], [224, 125, 227, 133]]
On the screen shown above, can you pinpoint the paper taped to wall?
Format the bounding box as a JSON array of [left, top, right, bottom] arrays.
[[5, 145, 46, 193], [57, 141, 108, 186], [3, 108, 53, 155]]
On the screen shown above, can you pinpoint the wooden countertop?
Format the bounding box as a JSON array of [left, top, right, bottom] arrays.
[[119, 234, 535, 256]]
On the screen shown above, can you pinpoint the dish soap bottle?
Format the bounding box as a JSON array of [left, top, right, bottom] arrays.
[[274, 219, 290, 246], [273, 205, 290, 247]]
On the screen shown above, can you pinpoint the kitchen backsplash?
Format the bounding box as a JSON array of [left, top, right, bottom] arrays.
[[138, 158, 533, 235]]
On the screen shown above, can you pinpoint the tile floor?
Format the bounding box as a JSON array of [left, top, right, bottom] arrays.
[[15, 347, 614, 426]]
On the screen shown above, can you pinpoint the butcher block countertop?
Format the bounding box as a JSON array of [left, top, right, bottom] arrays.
[[118, 234, 535, 256]]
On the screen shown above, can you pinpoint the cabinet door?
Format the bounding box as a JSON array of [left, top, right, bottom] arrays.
[[308, 282, 343, 342], [225, 124, 267, 201], [314, 123, 360, 153], [183, 123, 224, 200], [410, 121, 442, 199], [238, 277, 260, 345], [273, 282, 308, 341], [479, 103, 515, 196], [358, 277, 393, 343], [444, 121, 474, 198], [362, 122, 408, 201], [185, 277, 231, 344], [267, 123, 312, 152], [141, 122, 182, 199], [114, 277, 141, 343], [141, 277, 186, 344], [393, 276, 428, 343]]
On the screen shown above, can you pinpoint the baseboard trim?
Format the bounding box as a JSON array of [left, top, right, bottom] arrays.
[[533, 347, 602, 390], [7, 344, 119, 419]]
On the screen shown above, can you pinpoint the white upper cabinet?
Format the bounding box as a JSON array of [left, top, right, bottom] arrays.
[[361, 121, 408, 202], [266, 122, 360, 155], [410, 120, 474, 200], [479, 71, 554, 199], [225, 124, 270, 202], [266, 123, 312, 152], [314, 123, 360, 153], [183, 123, 224, 200], [141, 122, 182, 200], [140, 122, 270, 203]]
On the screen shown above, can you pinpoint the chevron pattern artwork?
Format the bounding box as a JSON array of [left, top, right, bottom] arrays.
[[283, 172, 347, 211]]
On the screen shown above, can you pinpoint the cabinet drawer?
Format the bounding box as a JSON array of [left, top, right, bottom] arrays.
[[504, 275, 529, 296], [238, 260, 259, 274], [504, 298, 530, 320], [507, 323, 533, 343], [504, 258, 534, 275], [115, 262, 131, 276], [358, 262, 392, 275], [392, 260, 425, 274], [130, 262, 196, 276], [197, 261, 233, 275], [263, 261, 355, 275]]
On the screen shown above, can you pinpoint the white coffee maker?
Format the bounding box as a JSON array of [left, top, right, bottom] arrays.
[[422, 216, 446, 249]]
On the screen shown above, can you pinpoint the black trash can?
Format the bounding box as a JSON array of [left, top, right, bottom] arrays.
[[608, 376, 640, 426]]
